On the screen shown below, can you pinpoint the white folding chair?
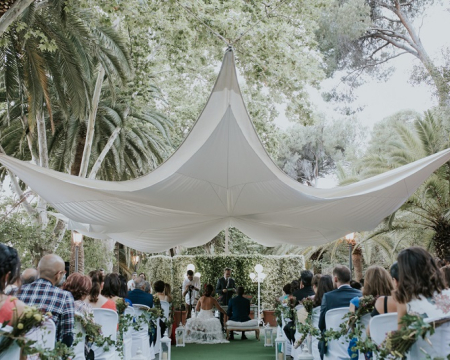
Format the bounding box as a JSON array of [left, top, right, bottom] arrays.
[[132, 304, 154, 360], [159, 301, 170, 321], [355, 313, 372, 360], [122, 306, 135, 360], [311, 306, 321, 360], [72, 313, 87, 360], [0, 325, 20, 360], [369, 313, 398, 346], [26, 317, 56, 351], [91, 308, 118, 360], [407, 316, 450, 359], [324, 307, 349, 360]]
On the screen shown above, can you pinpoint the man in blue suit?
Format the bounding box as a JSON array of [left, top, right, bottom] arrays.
[[227, 286, 251, 340], [318, 265, 361, 359], [126, 276, 153, 308]]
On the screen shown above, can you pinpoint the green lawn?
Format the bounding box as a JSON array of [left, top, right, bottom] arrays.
[[171, 332, 274, 360]]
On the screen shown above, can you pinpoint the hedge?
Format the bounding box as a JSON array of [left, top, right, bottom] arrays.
[[139, 254, 304, 309]]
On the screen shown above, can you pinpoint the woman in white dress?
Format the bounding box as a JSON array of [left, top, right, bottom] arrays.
[[185, 284, 229, 344]]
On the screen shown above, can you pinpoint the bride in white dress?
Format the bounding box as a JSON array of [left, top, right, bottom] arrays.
[[185, 284, 229, 344]]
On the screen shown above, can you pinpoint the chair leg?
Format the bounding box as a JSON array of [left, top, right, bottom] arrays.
[[226, 329, 230, 340], [256, 329, 260, 340]]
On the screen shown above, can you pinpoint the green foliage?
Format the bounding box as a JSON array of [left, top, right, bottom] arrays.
[[139, 254, 304, 310], [277, 115, 365, 186]]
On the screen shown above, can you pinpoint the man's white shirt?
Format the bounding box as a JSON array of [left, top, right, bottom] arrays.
[[182, 277, 200, 305], [127, 279, 135, 291]]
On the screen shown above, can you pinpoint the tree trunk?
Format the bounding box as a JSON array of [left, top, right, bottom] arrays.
[[36, 110, 49, 228], [113, 242, 120, 273], [352, 246, 363, 282], [103, 239, 115, 273], [0, 0, 34, 36], [88, 126, 122, 179], [70, 237, 85, 275], [433, 221, 450, 260], [79, 66, 105, 178]]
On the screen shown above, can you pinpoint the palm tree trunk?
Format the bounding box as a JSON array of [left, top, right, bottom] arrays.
[[352, 246, 363, 282], [0, 0, 34, 35], [79, 66, 105, 178], [433, 221, 450, 260], [70, 237, 85, 274], [104, 239, 115, 273]]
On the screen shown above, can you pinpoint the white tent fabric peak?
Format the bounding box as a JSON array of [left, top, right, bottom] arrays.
[[1, 48, 450, 252]]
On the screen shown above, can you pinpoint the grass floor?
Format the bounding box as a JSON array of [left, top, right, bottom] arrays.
[[171, 332, 275, 360]]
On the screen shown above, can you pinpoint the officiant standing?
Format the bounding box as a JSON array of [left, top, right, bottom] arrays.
[[216, 267, 236, 330]]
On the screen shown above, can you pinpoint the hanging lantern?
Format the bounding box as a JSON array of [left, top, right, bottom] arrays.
[[159, 329, 171, 360], [175, 322, 185, 347], [263, 325, 273, 347], [275, 328, 286, 360]]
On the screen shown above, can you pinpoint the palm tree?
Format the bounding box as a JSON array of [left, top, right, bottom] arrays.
[[340, 110, 450, 260]]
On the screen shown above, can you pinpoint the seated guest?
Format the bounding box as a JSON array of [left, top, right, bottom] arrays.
[[227, 286, 251, 340], [21, 268, 38, 285], [318, 265, 362, 358], [143, 281, 152, 294], [118, 274, 132, 306], [0, 244, 25, 325], [164, 283, 173, 303], [88, 270, 116, 310], [155, 280, 169, 302], [348, 265, 394, 358], [62, 273, 93, 317], [290, 279, 300, 297], [441, 265, 450, 288], [17, 254, 75, 346], [350, 280, 362, 290], [350, 265, 393, 313], [279, 283, 292, 302], [395, 247, 450, 328], [371, 263, 398, 317], [127, 276, 153, 308], [62, 273, 94, 359], [311, 274, 322, 298], [293, 275, 333, 341], [102, 273, 121, 303], [293, 270, 315, 304]]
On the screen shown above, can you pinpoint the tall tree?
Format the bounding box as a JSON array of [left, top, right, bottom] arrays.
[[317, 0, 450, 107]]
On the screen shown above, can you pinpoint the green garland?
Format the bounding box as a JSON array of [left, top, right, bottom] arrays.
[[295, 298, 320, 347], [74, 313, 115, 352], [274, 297, 297, 327], [323, 295, 376, 344]]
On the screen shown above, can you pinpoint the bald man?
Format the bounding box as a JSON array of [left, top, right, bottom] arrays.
[[21, 268, 38, 285], [17, 254, 75, 346]]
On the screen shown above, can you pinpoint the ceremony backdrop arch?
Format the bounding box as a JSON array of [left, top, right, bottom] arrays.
[[139, 254, 304, 309], [1, 48, 450, 252]]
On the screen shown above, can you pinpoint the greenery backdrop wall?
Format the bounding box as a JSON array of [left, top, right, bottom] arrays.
[[139, 254, 304, 309]]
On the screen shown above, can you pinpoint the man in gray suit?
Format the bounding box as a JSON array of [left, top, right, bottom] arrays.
[[318, 265, 361, 358]]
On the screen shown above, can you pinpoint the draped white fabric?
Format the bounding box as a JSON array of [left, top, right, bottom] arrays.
[[1, 48, 450, 252]]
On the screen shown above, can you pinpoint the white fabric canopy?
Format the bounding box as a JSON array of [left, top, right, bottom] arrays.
[[1, 48, 450, 252]]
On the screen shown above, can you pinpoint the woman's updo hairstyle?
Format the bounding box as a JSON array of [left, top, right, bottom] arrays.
[[0, 244, 21, 293], [204, 284, 214, 297], [88, 270, 104, 303]]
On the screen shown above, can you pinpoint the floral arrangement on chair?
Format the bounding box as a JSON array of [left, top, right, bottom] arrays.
[[294, 297, 320, 348]]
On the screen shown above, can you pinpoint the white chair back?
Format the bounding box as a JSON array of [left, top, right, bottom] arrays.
[[91, 308, 118, 360], [407, 316, 450, 359], [153, 317, 162, 355], [122, 307, 135, 360], [26, 318, 56, 351], [131, 304, 154, 359], [311, 306, 321, 360], [369, 313, 398, 346], [0, 325, 20, 360], [357, 314, 372, 360], [72, 314, 86, 360], [280, 312, 292, 356], [324, 307, 349, 360]]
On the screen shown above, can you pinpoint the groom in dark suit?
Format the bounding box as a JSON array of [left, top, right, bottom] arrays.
[[227, 286, 251, 340], [318, 265, 362, 359], [216, 268, 236, 330]]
